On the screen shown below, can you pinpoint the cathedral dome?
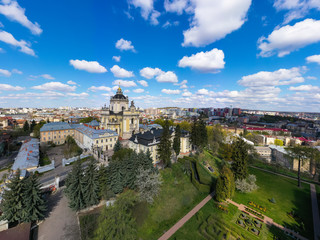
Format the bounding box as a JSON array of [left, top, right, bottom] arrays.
[[111, 86, 127, 100]]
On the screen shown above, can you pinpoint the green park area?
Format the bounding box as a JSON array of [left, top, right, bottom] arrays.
[[171, 166, 313, 240]]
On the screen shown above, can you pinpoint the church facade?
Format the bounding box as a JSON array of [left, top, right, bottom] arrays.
[[100, 86, 140, 139]]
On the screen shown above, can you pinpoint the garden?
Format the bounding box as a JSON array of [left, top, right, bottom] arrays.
[[232, 167, 313, 239], [170, 200, 292, 240]]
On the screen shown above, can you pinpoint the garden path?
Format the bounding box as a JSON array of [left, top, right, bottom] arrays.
[[310, 184, 320, 240], [226, 199, 308, 240], [158, 192, 214, 240]]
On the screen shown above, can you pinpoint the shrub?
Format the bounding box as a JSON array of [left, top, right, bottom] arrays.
[[235, 174, 258, 193]]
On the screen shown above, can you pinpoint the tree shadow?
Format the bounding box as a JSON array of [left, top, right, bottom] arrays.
[[44, 189, 63, 218]]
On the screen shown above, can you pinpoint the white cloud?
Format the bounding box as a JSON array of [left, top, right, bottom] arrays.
[[238, 67, 305, 87], [306, 54, 320, 65], [140, 67, 163, 79], [110, 65, 134, 78], [182, 0, 252, 47], [112, 80, 137, 87], [0, 0, 42, 35], [69, 59, 107, 73], [112, 56, 121, 62], [196, 88, 209, 95], [0, 68, 11, 77], [41, 74, 54, 80], [150, 10, 160, 25], [274, 0, 320, 24], [307, 76, 317, 80], [156, 71, 178, 83], [67, 80, 77, 85], [133, 88, 145, 93], [88, 86, 112, 92], [124, 90, 130, 93], [0, 30, 35, 56], [11, 68, 22, 74], [0, 83, 24, 91], [258, 19, 320, 57], [164, 0, 188, 14], [162, 20, 179, 28], [129, 0, 154, 19], [32, 82, 76, 92], [161, 89, 181, 94], [174, 79, 188, 88], [289, 85, 320, 91], [112, 86, 119, 91], [67, 92, 89, 98], [116, 38, 135, 51], [178, 48, 225, 73], [137, 80, 148, 87], [182, 91, 192, 96]]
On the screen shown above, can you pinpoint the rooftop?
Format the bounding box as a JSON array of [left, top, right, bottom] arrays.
[[40, 122, 73, 132], [12, 138, 39, 171], [75, 125, 118, 139]]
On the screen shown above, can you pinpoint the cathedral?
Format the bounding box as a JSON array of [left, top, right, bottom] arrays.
[[100, 86, 140, 139]]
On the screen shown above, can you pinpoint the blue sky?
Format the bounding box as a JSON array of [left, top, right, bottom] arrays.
[[0, 0, 320, 111]]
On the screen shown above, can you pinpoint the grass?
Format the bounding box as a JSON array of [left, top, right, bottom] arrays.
[[136, 163, 208, 240], [198, 150, 222, 178], [79, 209, 101, 240], [170, 199, 291, 240], [39, 155, 51, 166], [233, 167, 313, 239]]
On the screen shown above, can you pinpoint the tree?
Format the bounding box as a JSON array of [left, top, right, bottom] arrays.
[[135, 167, 162, 203], [33, 120, 46, 138], [30, 120, 36, 132], [198, 118, 208, 147], [111, 148, 134, 162], [22, 174, 47, 222], [64, 136, 82, 158], [190, 119, 199, 150], [94, 190, 137, 240], [286, 146, 310, 187], [231, 138, 249, 180], [215, 166, 235, 202], [157, 119, 172, 167], [274, 139, 284, 146], [23, 121, 29, 132], [235, 174, 258, 193], [219, 143, 233, 162], [173, 124, 181, 156], [0, 170, 26, 223], [65, 160, 86, 211], [179, 121, 191, 132], [113, 139, 122, 152], [83, 159, 100, 207], [109, 161, 124, 194]]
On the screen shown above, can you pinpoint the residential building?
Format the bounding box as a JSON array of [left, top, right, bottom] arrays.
[[40, 122, 74, 145], [254, 146, 272, 162]]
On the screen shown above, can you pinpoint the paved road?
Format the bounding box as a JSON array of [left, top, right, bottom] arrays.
[[158, 192, 214, 240], [38, 189, 80, 240], [310, 184, 320, 240]]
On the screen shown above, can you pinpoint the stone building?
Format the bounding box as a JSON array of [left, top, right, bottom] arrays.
[[100, 86, 139, 139]]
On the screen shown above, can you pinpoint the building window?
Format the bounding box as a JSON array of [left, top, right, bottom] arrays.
[[110, 144, 112, 147], [101, 139, 103, 143], [106, 139, 108, 142], [96, 140, 98, 144], [44, 137, 46, 141], [114, 138, 116, 141], [54, 136, 56, 139]]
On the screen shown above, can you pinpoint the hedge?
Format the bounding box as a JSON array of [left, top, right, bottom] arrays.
[[190, 160, 211, 193]]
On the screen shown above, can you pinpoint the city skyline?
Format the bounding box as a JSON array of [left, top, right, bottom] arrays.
[[0, 0, 320, 111]]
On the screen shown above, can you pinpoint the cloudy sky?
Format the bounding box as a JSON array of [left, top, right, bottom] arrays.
[[0, 0, 320, 111]]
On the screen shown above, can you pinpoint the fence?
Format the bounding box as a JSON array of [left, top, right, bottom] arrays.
[[29, 160, 55, 173], [62, 154, 91, 167]]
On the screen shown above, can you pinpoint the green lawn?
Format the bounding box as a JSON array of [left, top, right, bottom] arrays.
[[136, 163, 207, 239], [233, 167, 313, 239], [170, 199, 291, 240], [198, 150, 222, 178]]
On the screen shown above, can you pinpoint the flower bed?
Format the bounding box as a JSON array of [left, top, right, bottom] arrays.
[[253, 219, 262, 229], [236, 214, 262, 236], [244, 207, 265, 220], [249, 227, 260, 236], [248, 201, 267, 213]]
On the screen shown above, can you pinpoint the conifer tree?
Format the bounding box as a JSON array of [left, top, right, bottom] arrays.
[[65, 160, 86, 211], [83, 159, 100, 207], [145, 149, 154, 170], [231, 138, 249, 180], [113, 139, 122, 152], [109, 161, 124, 194], [173, 124, 181, 156], [215, 166, 235, 202], [198, 118, 208, 147], [123, 156, 136, 189], [22, 174, 47, 222], [30, 120, 36, 132], [190, 119, 198, 149], [0, 170, 26, 223], [157, 119, 172, 167], [23, 121, 29, 132]]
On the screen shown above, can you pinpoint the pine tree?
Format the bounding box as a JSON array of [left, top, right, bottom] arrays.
[[123, 156, 136, 189], [173, 125, 181, 156], [198, 118, 208, 147], [190, 119, 198, 149], [83, 159, 100, 207], [145, 149, 154, 170], [157, 120, 172, 168], [215, 166, 235, 202], [30, 120, 36, 132], [65, 161, 86, 211], [23, 121, 29, 132], [231, 138, 249, 180], [22, 174, 47, 222], [109, 161, 124, 194], [0, 170, 26, 223], [113, 139, 122, 152]]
